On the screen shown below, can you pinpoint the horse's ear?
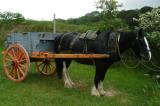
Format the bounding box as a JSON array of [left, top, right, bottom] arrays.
[[96, 30, 101, 35], [138, 28, 144, 37]]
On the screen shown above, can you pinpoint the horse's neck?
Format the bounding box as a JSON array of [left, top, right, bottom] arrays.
[[119, 31, 135, 53]]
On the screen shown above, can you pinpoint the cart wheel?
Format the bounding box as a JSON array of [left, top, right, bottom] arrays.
[[35, 59, 56, 76], [3, 43, 30, 82]]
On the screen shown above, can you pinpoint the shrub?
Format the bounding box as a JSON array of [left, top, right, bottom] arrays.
[[138, 8, 160, 32]]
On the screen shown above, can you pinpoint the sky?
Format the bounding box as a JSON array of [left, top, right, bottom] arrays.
[[0, 0, 159, 20]]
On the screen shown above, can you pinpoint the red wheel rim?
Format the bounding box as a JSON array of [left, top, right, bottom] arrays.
[[36, 59, 56, 76], [3, 43, 30, 82]]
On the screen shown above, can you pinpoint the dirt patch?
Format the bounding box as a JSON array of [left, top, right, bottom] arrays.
[[74, 81, 88, 91], [105, 87, 129, 105], [105, 88, 120, 97]]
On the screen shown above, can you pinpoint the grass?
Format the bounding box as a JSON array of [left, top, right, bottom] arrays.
[[0, 16, 160, 105], [0, 45, 160, 106]]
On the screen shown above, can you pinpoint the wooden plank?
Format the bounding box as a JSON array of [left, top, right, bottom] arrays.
[[30, 52, 110, 59]]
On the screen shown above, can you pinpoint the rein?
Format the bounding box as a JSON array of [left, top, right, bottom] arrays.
[[116, 33, 160, 71], [115, 33, 140, 69], [141, 58, 160, 72]]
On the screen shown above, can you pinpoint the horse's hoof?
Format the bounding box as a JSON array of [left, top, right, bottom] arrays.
[[91, 91, 100, 97], [71, 82, 75, 86], [91, 87, 100, 97], [99, 90, 106, 96], [64, 81, 73, 88]]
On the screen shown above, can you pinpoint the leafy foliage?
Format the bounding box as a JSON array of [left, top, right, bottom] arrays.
[[0, 11, 25, 24], [118, 10, 139, 29], [140, 6, 153, 14], [67, 11, 102, 25], [136, 8, 160, 67], [147, 32, 160, 64], [95, 0, 122, 17], [137, 8, 160, 32]]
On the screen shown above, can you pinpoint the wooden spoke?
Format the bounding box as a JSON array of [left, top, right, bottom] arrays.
[[19, 59, 27, 63], [3, 43, 30, 82], [48, 64, 52, 71], [7, 52, 15, 60], [17, 69, 21, 79], [4, 64, 12, 67], [10, 67, 15, 76], [19, 64, 26, 69], [15, 48, 20, 58], [37, 62, 44, 67], [11, 48, 19, 59], [35, 59, 56, 76], [18, 66, 25, 77], [45, 65, 48, 73], [6, 58, 12, 62], [13, 68, 17, 79], [19, 53, 24, 60], [41, 64, 46, 72]]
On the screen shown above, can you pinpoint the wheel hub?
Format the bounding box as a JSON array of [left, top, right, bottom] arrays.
[[13, 59, 19, 68]]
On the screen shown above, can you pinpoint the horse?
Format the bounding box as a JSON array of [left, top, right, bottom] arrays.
[[54, 28, 151, 96]]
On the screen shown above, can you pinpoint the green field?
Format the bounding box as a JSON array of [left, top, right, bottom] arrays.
[[0, 46, 160, 106]]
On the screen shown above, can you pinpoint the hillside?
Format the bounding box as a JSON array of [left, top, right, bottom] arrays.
[[0, 20, 87, 42]]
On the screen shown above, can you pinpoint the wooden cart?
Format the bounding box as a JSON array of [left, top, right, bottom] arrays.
[[2, 32, 110, 82]]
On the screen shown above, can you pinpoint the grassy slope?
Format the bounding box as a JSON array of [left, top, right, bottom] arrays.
[[0, 20, 92, 42], [0, 46, 160, 106], [0, 21, 160, 106]]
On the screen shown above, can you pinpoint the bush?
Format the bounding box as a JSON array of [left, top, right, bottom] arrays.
[[138, 8, 160, 32], [136, 8, 160, 74], [147, 32, 160, 63]]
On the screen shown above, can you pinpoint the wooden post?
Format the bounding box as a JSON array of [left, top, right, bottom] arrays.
[[53, 13, 56, 33]]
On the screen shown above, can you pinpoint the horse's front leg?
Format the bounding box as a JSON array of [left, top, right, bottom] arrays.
[[91, 81, 106, 96], [91, 63, 108, 96], [98, 81, 106, 96]]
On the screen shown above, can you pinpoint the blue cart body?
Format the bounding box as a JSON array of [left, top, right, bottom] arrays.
[[5, 32, 60, 54]]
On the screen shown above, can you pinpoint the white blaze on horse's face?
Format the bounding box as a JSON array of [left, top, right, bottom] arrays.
[[144, 37, 152, 61]]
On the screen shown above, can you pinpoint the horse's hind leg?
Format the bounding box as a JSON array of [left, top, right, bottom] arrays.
[[63, 60, 74, 88], [55, 59, 63, 79], [65, 60, 75, 86]]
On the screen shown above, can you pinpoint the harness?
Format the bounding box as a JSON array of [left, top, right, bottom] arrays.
[[58, 33, 79, 53], [107, 32, 120, 61], [57, 31, 120, 61], [79, 30, 97, 40], [79, 30, 98, 53]]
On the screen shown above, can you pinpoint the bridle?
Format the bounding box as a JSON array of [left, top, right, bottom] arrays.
[[116, 32, 141, 69], [135, 35, 151, 61]]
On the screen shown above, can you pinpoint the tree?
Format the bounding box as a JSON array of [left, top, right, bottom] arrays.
[[0, 11, 25, 24], [67, 11, 102, 25], [118, 10, 139, 29], [95, 0, 122, 17], [140, 6, 153, 14]]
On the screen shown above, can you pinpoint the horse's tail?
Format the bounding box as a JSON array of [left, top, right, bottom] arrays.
[[54, 35, 63, 53], [54, 35, 64, 78]]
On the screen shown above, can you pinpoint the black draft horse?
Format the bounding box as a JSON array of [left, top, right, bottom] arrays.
[[54, 29, 151, 96]]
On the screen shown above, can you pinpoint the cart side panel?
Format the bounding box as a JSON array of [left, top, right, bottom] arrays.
[[5, 32, 59, 54], [6, 33, 30, 52], [31, 32, 56, 53]]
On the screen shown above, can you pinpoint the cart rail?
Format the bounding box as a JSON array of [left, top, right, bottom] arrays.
[[30, 52, 110, 59]]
